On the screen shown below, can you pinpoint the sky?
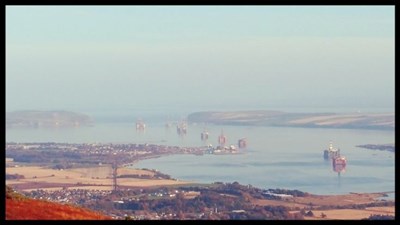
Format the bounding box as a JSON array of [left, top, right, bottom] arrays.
[[6, 6, 395, 114]]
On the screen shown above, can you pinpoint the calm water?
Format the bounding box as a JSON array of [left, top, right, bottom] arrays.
[[6, 112, 395, 196]]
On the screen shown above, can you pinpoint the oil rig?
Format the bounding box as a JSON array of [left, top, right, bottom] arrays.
[[218, 130, 227, 148], [136, 119, 146, 131], [201, 129, 209, 141], [176, 120, 187, 136], [332, 155, 347, 174], [323, 141, 347, 174], [238, 138, 247, 149], [323, 141, 340, 160]]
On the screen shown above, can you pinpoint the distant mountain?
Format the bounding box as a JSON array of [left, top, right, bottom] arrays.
[[5, 185, 112, 220], [188, 110, 394, 130], [6, 110, 94, 128]]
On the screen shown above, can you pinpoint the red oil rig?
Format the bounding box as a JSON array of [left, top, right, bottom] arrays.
[[332, 155, 347, 174], [218, 130, 227, 148], [323, 141, 347, 174]]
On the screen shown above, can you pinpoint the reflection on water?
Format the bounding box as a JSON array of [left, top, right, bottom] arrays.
[[6, 120, 394, 196]]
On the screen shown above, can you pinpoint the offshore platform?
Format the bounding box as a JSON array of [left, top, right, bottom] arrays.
[[323, 141, 347, 174]]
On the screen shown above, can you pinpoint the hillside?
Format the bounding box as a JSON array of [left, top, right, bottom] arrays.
[[187, 110, 394, 130], [6, 186, 112, 220], [6, 110, 94, 128]]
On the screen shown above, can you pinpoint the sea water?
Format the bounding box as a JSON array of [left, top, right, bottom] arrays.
[[6, 110, 395, 196]]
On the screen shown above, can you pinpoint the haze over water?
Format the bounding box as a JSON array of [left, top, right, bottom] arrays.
[[6, 109, 395, 197], [6, 6, 394, 112], [6, 6, 394, 197]]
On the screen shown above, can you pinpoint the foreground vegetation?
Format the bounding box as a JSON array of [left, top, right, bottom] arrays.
[[15, 181, 395, 220], [6, 186, 112, 220]]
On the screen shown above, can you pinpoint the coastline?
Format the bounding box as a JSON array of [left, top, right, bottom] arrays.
[[187, 111, 395, 130], [6, 164, 395, 220], [6, 154, 395, 220]]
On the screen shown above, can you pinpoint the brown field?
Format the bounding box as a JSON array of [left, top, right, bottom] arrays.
[[6, 164, 394, 220], [287, 113, 394, 128], [6, 165, 193, 192], [253, 192, 391, 207], [288, 114, 361, 124], [253, 192, 395, 220]]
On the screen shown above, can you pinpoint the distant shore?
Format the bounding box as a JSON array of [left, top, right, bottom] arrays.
[[6, 110, 94, 128], [356, 144, 395, 153], [188, 110, 394, 130]]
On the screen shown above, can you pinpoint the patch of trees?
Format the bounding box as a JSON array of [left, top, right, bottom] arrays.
[[153, 172, 171, 180], [363, 214, 395, 220], [315, 201, 395, 210], [266, 188, 308, 197], [52, 163, 73, 170], [304, 210, 314, 217], [10, 152, 48, 163], [6, 149, 81, 163], [38, 181, 308, 220], [262, 205, 292, 220], [114, 201, 143, 210], [118, 174, 153, 179], [6, 173, 25, 180]]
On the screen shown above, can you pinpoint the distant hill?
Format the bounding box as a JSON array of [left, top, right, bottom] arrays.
[[188, 110, 394, 130], [6, 110, 94, 128], [5, 185, 112, 220]]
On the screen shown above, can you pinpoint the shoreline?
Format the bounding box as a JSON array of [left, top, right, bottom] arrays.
[[6, 163, 395, 220], [6, 155, 395, 198], [6, 155, 395, 220], [6, 141, 394, 196]]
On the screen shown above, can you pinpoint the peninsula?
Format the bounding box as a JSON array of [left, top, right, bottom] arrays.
[[6, 110, 94, 128], [188, 110, 394, 130]]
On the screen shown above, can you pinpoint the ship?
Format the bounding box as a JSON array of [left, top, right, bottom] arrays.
[[323, 141, 340, 160]]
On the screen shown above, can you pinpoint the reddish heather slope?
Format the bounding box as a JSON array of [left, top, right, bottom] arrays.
[[6, 186, 112, 220]]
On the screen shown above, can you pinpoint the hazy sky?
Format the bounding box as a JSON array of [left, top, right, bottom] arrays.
[[6, 6, 395, 113]]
